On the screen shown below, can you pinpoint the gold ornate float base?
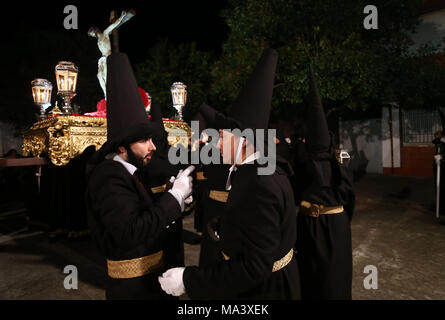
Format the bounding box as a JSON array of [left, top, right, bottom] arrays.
[[22, 116, 191, 166], [22, 116, 107, 166]]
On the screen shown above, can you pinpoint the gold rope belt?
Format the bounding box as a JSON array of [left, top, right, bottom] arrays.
[[299, 200, 344, 218], [107, 250, 164, 279], [221, 249, 294, 273], [150, 184, 166, 194], [209, 190, 229, 203], [196, 171, 207, 181]]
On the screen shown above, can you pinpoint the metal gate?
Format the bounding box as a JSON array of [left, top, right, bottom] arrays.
[[401, 109, 443, 144]]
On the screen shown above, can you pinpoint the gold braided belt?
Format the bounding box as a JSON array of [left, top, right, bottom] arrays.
[[209, 190, 229, 203], [299, 200, 344, 218], [107, 250, 165, 279], [150, 184, 166, 194], [196, 171, 207, 181], [221, 249, 294, 273]]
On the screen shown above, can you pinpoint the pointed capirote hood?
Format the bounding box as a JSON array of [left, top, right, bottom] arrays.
[[304, 64, 330, 155], [199, 48, 278, 141], [150, 102, 164, 127], [230, 48, 278, 132], [191, 111, 208, 136], [86, 52, 162, 173], [106, 52, 162, 148], [198, 102, 238, 133]]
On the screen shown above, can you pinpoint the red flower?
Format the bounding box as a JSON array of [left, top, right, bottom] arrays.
[[139, 88, 150, 108], [78, 88, 157, 119]]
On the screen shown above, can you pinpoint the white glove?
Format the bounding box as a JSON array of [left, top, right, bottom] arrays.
[[158, 267, 186, 296], [168, 166, 195, 211], [184, 195, 193, 205], [435, 154, 442, 165]]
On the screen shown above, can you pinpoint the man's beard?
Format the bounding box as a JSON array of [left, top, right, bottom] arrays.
[[125, 146, 151, 170]]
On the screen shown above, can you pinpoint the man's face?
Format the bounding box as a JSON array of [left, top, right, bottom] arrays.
[[218, 129, 239, 164], [126, 138, 156, 168]]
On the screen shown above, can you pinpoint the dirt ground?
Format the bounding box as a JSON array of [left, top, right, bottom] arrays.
[[0, 173, 444, 300]]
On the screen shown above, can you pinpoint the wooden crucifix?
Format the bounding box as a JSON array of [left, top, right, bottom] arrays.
[[88, 9, 136, 98]]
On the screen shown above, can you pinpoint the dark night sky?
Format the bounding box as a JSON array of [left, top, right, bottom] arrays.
[[0, 1, 230, 120], [5, 1, 230, 64]]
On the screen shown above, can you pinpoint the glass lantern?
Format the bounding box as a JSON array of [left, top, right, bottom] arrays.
[[31, 78, 53, 120], [55, 61, 78, 115], [170, 82, 187, 121]]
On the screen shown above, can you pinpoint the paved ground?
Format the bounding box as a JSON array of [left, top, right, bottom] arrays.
[[0, 173, 444, 300]]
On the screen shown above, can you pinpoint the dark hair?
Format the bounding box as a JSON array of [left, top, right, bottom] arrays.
[[4, 149, 18, 157]]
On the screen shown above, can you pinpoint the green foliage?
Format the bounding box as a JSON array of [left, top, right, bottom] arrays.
[[135, 39, 214, 120], [210, 0, 436, 121], [8, 0, 443, 132]]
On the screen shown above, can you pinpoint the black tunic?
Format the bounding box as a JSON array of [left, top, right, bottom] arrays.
[[183, 159, 301, 299], [142, 151, 184, 269], [198, 163, 230, 267], [294, 150, 355, 300], [86, 159, 182, 300]]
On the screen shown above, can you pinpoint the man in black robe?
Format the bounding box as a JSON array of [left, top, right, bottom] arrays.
[[85, 52, 194, 300], [189, 112, 230, 267], [294, 65, 355, 300], [158, 48, 301, 299], [198, 162, 231, 267], [189, 112, 208, 240], [141, 101, 186, 269]]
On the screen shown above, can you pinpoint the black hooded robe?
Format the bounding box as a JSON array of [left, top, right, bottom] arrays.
[[292, 64, 355, 300], [198, 163, 230, 267], [183, 160, 301, 299], [85, 52, 186, 299], [86, 158, 182, 300], [141, 127, 185, 270], [294, 151, 355, 300]]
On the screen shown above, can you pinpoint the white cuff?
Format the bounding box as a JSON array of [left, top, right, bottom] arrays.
[[168, 189, 185, 212]]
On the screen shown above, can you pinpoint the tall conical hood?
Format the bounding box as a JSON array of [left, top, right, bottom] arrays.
[[150, 102, 164, 127], [147, 102, 170, 154], [199, 102, 238, 132], [191, 111, 208, 136], [106, 52, 161, 147], [230, 48, 278, 132], [305, 64, 330, 154], [198, 48, 278, 149]]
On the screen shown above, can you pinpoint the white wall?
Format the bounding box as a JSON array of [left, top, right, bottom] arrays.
[[339, 118, 383, 174]]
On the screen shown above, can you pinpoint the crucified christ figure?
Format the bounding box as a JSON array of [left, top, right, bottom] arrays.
[[88, 9, 136, 98]]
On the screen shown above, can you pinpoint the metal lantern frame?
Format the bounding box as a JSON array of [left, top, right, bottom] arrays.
[[31, 78, 53, 119], [170, 82, 187, 121], [55, 61, 78, 115]]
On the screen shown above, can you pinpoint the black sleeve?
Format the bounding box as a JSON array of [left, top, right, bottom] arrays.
[[183, 177, 281, 299], [88, 166, 181, 251]]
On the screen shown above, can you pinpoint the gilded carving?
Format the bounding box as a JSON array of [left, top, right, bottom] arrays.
[[22, 116, 191, 166]]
